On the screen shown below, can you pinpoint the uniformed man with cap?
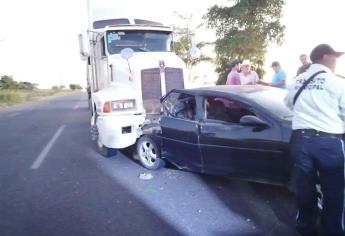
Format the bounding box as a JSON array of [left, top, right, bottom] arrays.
[[285, 44, 345, 236]]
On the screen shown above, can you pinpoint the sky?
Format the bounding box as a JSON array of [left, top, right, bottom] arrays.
[[0, 0, 345, 88], [266, 0, 345, 81]]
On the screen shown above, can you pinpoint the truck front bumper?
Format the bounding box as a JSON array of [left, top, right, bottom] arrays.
[[96, 114, 146, 149]]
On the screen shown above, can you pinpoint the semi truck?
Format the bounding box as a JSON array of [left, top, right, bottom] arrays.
[[78, 18, 187, 157]]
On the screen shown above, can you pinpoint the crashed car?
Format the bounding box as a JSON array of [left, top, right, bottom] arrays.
[[136, 85, 295, 187]]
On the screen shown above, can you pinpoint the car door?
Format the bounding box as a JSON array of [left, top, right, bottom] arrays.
[[160, 91, 202, 172], [199, 95, 290, 183]]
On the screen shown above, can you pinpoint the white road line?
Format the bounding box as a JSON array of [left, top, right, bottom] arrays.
[[30, 125, 65, 170]]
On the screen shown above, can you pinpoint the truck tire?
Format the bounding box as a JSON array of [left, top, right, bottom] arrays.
[[96, 139, 117, 158], [136, 136, 165, 170], [91, 107, 117, 158], [88, 98, 92, 111]]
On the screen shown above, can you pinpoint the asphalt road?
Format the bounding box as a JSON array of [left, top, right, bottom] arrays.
[[0, 93, 299, 236]]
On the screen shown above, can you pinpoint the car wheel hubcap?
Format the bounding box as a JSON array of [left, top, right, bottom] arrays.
[[139, 141, 157, 167]]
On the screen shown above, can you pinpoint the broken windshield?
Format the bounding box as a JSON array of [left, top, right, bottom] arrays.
[[106, 30, 173, 54]]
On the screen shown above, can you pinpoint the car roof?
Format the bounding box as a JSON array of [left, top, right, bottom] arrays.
[[170, 85, 292, 121], [174, 85, 281, 100]]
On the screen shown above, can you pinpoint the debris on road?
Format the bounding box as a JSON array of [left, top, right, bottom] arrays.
[[139, 172, 154, 180]]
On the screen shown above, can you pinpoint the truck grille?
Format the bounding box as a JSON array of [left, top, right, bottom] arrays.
[[141, 68, 161, 114], [165, 68, 184, 93]]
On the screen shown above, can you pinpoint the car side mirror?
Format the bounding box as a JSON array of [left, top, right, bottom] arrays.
[[239, 115, 268, 127]]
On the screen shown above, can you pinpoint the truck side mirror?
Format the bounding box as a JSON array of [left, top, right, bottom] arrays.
[[78, 33, 89, 61], [120, 48, 134, 59], [121, 48, 134, 81]]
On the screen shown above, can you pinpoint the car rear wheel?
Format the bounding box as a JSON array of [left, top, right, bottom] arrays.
[[137, 136, 164, 170]]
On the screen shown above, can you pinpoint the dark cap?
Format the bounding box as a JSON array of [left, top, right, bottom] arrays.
[[228, 59, 241, 69], [271, 61, 280, 67], [310, 44, 344, 62]]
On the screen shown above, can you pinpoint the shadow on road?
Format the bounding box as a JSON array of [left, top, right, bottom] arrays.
[[199, 174, 298, 236]]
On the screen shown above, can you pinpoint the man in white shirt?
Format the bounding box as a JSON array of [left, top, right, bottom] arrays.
[[285, 44, 345, 236], [239, 59, 259, 85]]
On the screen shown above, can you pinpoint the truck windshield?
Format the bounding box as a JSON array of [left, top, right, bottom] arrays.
[[106, 30, 172, 54]]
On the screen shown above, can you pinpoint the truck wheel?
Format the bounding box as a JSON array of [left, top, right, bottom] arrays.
[[137, 136, 164, 170], [91, 109, 117, 158], [96, 139, 117, 158], [88, 98, 92, 111]]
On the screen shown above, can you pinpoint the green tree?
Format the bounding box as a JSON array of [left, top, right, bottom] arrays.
[[172, 13, 213, 82], [205, 0, 285, 84], [0, 75, 18, 89]]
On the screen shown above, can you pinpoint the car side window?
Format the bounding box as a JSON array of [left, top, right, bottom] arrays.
[[205, 96, 255, 123], [162, 92, 196, 120]]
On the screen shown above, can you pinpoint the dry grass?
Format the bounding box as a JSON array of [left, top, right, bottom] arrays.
[[0, 89, 76, 108]]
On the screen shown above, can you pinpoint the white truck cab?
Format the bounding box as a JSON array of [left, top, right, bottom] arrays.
[[79, 18, 186, 156]]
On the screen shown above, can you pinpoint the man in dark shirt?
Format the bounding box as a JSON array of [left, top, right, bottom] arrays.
[[296, 54, 312, 76]]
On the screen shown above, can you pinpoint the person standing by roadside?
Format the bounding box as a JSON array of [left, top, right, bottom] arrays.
[[270, 61, 287, 89], [296, 54, 312, 76], [226, 59, 241, 85], [258, 61, 287, 89], [239, 59, 259, 85], [285, 44, 345, 236]]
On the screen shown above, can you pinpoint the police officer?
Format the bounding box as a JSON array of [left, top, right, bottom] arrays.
[[285, 44, 345, 236]]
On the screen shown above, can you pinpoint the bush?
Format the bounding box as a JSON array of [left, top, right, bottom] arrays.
[[52, 85, 60, 91], [17, 81, 37, 90], [0, 90, 24, 104], [0, 75, 37, 90], [69, 84, 77, 90], [69, 84, 82, 90]]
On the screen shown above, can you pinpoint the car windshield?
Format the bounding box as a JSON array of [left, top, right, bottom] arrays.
[[106, 30, 172, 54], [245, 88, 293, 120]]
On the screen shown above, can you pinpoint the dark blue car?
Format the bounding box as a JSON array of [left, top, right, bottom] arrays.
[[136, 85, 294, 187]]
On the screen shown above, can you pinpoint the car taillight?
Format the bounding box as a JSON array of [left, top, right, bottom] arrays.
[[103, 102, 112, 113]]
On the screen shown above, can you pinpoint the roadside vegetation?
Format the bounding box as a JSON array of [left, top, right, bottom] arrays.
[[0, 75, 83, 108], [204, 0, 285, 84]]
